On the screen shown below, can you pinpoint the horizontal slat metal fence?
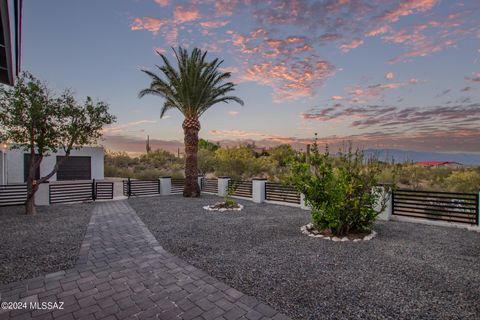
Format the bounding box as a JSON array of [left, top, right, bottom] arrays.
[[96, 182, 114, 200], [171, 178, 185, 194], [265, 182, 301, 204], [0, 184, 27, 206], [392, 189, 478, 225], [50, 182, 93, 204], [123, 179, 160, 197], [202, 178, 218, 194], [228, 180, 252, 198]]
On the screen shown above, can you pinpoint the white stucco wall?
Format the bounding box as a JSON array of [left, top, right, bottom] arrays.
[[3, 146, 104, 184]]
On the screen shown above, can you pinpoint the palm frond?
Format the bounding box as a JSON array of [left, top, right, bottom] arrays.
[[139, 46, 243, 121]]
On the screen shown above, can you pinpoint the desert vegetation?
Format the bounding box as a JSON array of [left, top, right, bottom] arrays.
[[105, 140, 479, 193]]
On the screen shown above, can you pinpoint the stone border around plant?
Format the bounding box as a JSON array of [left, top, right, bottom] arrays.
[[203, 203, 244, 212], [300, 223, 377, 242]]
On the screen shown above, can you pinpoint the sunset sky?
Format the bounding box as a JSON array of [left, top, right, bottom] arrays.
[[22, 0, 480, 154]]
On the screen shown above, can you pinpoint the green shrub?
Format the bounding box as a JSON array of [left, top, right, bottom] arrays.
[[289, 143, 393, 236]]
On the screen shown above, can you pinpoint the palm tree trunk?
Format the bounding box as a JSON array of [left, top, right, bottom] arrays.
[[183, 124, 200, 197]]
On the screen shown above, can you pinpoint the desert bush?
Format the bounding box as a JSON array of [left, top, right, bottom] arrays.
[[104, 165, 133, 178], [198, 149, 218, 175], [289, 143, 393, 236], [134, 169, 165, 180], [443, 170, 480, 193], [214, 146, 275, 179]]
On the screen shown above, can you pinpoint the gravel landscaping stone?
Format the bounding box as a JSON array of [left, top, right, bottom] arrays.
[[0, 203, 93, 285], [129, 194, 480, 320]]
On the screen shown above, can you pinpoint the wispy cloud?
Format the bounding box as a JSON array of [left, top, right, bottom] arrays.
[[131, 17, 168, 35], [209, 129, 265, 138], [154, 0, 169, 7], [200, 20, 229, 29], [103, 120, 157, 134], [173, 5, 201, 24], [301, 103, 480, 135], [378, 0, 439, 23], [339, 38, 364, 53]]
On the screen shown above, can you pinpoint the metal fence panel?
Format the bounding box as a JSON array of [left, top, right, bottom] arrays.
[[49, 182, 93, 204], [96, 182, 114, 200], [171, 178, 185, 194], [392, 189, 478, 225], [0, 184, 27, 206], [265, 182, 300, 204], [123, 179, 160, 197], [201, 178, 218, 194], [228, 180, 252, 198]]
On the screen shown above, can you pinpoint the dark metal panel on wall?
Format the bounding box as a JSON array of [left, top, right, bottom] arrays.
[[56, 156, 92, 181]]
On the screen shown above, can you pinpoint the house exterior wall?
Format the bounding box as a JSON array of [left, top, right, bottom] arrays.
[[4, 146, 104, 184]]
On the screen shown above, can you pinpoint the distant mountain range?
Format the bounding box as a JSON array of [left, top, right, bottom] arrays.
[[364, 149, 480, 166]]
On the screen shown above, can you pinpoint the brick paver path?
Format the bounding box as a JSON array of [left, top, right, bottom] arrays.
[[0, 201, 289, 320]]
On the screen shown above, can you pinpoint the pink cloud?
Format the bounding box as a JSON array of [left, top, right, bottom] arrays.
[[301, 103, 480, 141], [241, 57, 335, 102], [154, 47, 166, 55], [382, 27, 426, 45], [131, 17, 168, 35], [347, 81, 410, 103], [200, 20, 229, 29], [387, 39, 455, 64], [386, 72, 394, 80], [380, 0, 438, 23], [339, 38, 364, 52], [331, 96, 343, 100], [214, 0, 240, 17], [228, 111, 239, 116], [367, 25, 392, 37], [219, 66, 240, 73], [164, 27, 178, 46], [381, 17, 469, 64], [154, 0, 169, 7], [174, 6, 201, 24]]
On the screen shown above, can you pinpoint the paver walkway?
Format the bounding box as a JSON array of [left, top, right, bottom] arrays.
[[0, 201, 289, 320]]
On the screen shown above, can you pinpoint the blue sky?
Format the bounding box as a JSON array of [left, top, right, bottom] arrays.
[[21, 0, 480, 154]]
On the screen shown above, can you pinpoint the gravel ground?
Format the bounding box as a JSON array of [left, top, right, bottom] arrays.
[[130, 195, 480, 320], [0, 203, 93, 285]]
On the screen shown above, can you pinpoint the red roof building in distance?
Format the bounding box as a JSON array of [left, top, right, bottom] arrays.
[[415, 161, 463, 168]]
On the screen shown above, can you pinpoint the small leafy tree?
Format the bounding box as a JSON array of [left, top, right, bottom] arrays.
[[223, 181, 238, 207], [0, 72, 115, 214], [289, 140, 394, 237]]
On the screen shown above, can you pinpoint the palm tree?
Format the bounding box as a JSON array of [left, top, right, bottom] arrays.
[[139, 47, 244, 197]]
